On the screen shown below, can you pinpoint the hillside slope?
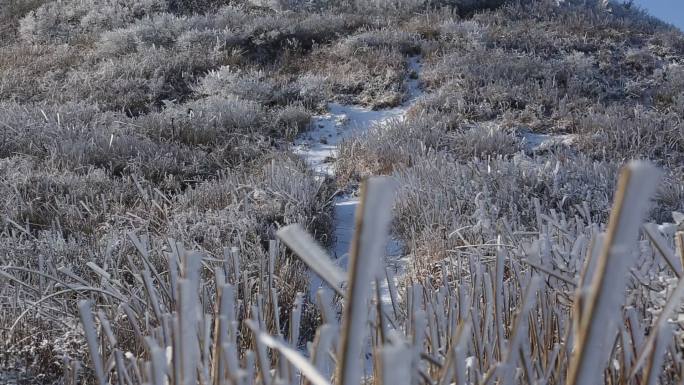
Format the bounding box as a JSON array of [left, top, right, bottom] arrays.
[[0, 0, 683, 383]]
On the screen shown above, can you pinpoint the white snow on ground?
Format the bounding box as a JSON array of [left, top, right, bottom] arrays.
[[293, 55, 423, 177], [293, 104, 405, 175], [294, 56, 423, 306]]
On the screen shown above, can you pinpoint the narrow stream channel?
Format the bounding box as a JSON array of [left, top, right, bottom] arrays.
[[293, 56, 423, 303]]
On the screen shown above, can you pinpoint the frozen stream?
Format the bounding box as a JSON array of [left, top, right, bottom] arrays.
[[293, 56, 423, 303]]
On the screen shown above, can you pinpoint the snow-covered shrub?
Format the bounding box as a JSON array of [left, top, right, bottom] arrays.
[[341, 29, 421, 55], [63, 53, 168, 114], [243, 11, 365, 55], [194, 67, 281, 104], [337, 113, 521, 181], [353, 0, 428, 16], [19, 0, 167, 43], [94, 10, 251, 58], [0, 101, 221, 184], [94, 13, 187, 56], [138, 96, 265, 146], [438, 19, 484, 46], [0, 157, 136, 234], [392, 153, 621, 252], [455, 124, 521, 158], [420, 44, 607, 130], [575, 105, 684, 165], [175, 28, 245, 54], [336, 114, 445, 178], [293, 73, 330, 108], [194, 67, 330, 109], [653, 64, 684, 109], [271, 103, 311, 137], [65, 44, 223, 113], [0, 43, 82, 103], [306, 42, 405, 107], [95, 28, 138, 57], [194, 5, 252, 30], [172, 154, 324, 248]]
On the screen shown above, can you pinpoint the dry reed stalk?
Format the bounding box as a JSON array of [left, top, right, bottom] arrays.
[[567, 161, 662, 385], [494, 242, 506, 362], [336, 177, 397, 385], [179, 251, 202, 385], [311, 323, 337, 377], [379, 334, 412, 385], [629, 273, 684, 378], [676, 231, 684, 274], [246, 320, 332, 385], [78, 300, 107, 385], [643, 223, 682, 277], [277, 224, 346, 297], [643, 323, 673, 385]]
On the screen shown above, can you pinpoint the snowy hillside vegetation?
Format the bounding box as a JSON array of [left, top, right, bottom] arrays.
[[0, 0, 683, 384]]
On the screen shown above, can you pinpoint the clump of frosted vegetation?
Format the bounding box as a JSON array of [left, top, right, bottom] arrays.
[[19, 0, 167, 43], [195, 67, 282, 104], [438, 19, 484, 45], [139, 96, 265, 145], [342, 29, 421, 55], [293, 74, 331, 108]]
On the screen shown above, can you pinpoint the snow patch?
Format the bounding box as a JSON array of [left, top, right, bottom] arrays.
[[293, 104, 405, 176], [293, 57, 422, 177]]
